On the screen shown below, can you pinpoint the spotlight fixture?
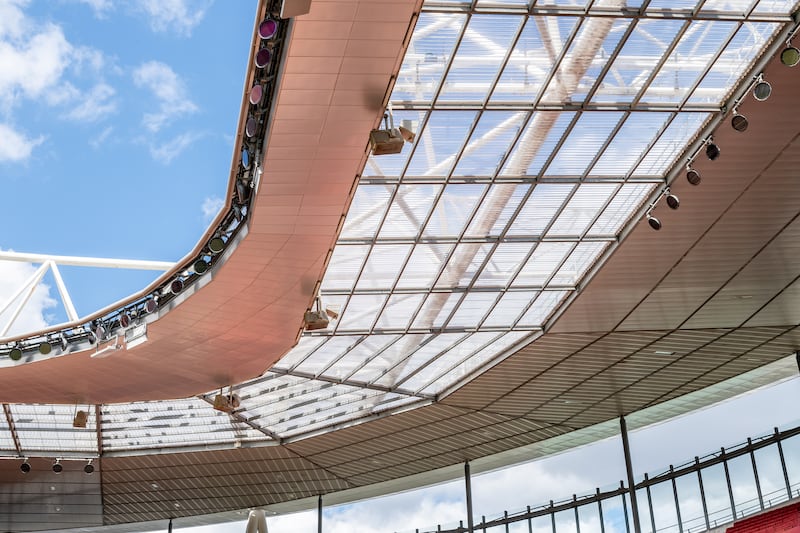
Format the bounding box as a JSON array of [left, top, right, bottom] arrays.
[[258, 18, 278, 39], [84, 460, 94, 475], [39, 341, 51, 355], [58, 334, 68, 353], [249, 84, 263, 106], [73, 410, 88, 429], [304, 298, 330, 330], [52, 459, 63, 474], [753, 77, 771, 101], [686, 166, 701, 186], [94, 323, 107, 342], [208, 236, 225, 254], [731, 110, 748, 132], [666, 193, 680, 210], [9, 347, 22, 361], [647, 214, 662, 231], [241, 148, 252, 170], [192, 258, 209, 275], [245, 116, 258, 138], [781, 44, 800, 67], [144, 298, 158, 314], [164, 279, 184, 295], [20, 460, 31, 474], [119, 311, 131, 328], [705, 139, 720, 161], [255, 47, 272, 69]]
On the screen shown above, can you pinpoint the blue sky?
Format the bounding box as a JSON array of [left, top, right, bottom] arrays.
[[0, 0, 254, 325]]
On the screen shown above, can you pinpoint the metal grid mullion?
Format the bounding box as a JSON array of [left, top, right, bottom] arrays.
[[339, 334, 410, 382], [676, 15, 751, 110], [375, 331, 479, 389], [481, 13, 528, 104], [364, 109, 487, 335], [628, 21, 693, 107], [284, 335, 342, 373], [420, 2, 794, 21], [409, 331, 512, 393], [392, 102, 730, 112], [323, 284, 576, 296], [335, 234, 617, 245], [334, 13, 472, 337], [366, 332, 468, 387], [266, 366, 433, 399], [580, 12, 644, 105], [314, 335, 369, 378], [360, 175, 666, 185], [577, 112, 631, 180]]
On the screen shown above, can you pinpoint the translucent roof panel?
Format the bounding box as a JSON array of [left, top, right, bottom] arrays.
[[12, 404, 97, 454], [102, 399, 268, 452]]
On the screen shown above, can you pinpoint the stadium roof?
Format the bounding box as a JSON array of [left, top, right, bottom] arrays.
[[1, 0, 800, 530]]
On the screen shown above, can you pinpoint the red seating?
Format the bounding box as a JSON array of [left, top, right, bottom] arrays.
[[726, 502, 800, 533]]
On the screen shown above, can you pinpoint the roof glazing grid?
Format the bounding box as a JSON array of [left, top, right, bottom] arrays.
[[101, 398, 269, 452], [11, 404, 97, 454], [273, 0, 793, 407]]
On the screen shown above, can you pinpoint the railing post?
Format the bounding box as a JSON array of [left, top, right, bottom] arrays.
[[620, 481, 631, 533], [597, 488, 606, 533], [748, 438, 764, 511], [696, 457, 710, 531], [620, 416, 642, 533], [775, 427, 792, 499], [465, 461, 475, 533], [670, 465, 683, 533], [318, 494, 323, 533], [644, 473, 656, 533], [722, 448, 737, 520]]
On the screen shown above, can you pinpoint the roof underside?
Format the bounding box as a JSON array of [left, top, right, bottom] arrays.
[[2, 0, 800, 530]]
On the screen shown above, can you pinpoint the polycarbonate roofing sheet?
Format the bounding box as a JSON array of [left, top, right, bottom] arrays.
[[12, 404, 97, 453], [101, 398, 268, 452], [7, 0, 798, 456]]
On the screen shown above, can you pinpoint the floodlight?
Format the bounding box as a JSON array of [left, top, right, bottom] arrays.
[[236, 180, 251, 204], [249, 84, 263, 106], [242, 148, 252, 170], [255, 47, 272, 69], [666, 193, 680, 210], [213, 393, 241, 413], [258, 18, 278, 39], [705, 141, 720, 161], [8, 347, 22, 361], [164, 279, 184, 295], [208, 236, 225, 254], [20, 460, 30, 474], [647, 214, 661, 231], [304, 298, 330, 330], [781, 45, 800, 67], [52, 459, 63, 474], [753, 79, 771, 101], [731, 111, 748, 132], [73, 410, 88, 428], [39, 341, 51, 355], [192, 258, 209, 275], [245, 116, 258, 138], [686, 167, 701, 186], [58, 334, 68, 352], [94, 323, 107, 342], [398, 125, 416, 143], [119, 311, 131, 328], [144, 298, 158, 314], [84, 460, 94, 475]]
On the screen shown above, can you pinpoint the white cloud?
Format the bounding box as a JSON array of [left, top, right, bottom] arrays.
[[133, 60, 198, 132], [0, 22, 73, 110], [139, 0, 212, 37], [89, 125, 113, 149], [0, 257, 57, 336], [201, 196, 224, 222], [76, 0, 113, 18], [149, 131, 202, 164], [0, 124, 44, 162], [64, 82, 116, 122]]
